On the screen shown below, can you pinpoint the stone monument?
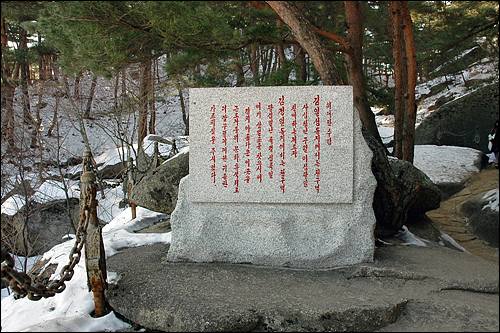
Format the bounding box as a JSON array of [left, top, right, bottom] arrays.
[[167, 86, 377, 268]]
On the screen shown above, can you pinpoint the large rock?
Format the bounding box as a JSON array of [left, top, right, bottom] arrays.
[[415, 83, 499, 153], [131, 149, 189, 214], [167, 104, 377, 269], [387, 158, 441, 220], [107, 243, 499, 332], [1, 199, 80, 256], [461, 189, 499, 247]]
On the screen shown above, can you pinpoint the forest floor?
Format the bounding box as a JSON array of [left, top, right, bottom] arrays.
[[427, 166, 499, 262]]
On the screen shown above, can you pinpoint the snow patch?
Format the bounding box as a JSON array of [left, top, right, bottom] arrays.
[[482, 189, 499, 212], [395, 226, 428, 247], [1, 207, 171, 332], [413, 145, 482, 185]]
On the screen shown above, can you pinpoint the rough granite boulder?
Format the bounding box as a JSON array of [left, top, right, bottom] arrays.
[[1, 199, 80, 256], [461, 189, 499, 247], [388, 158, 441, 221], [415, 83, 499, 153], [131, 150, 189, 214]]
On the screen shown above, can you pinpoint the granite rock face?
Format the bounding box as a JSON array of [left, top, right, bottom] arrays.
[[415, 83, 499, 153], [167, 108, 377, 269], [131, 150, 189, 214]]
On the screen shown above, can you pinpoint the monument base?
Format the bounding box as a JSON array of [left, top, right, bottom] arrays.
[[167, 112, 376, 269]]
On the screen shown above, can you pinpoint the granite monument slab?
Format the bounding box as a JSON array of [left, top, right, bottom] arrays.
[[167, 86, 377, 269]]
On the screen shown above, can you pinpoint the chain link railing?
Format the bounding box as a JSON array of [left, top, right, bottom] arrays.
[[1, 150, 108, 316]]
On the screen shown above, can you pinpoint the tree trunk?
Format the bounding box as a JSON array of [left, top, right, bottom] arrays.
[[148, 60, 156, 135], [234, 54, 245, 87], [20, 28, 34, 125], [38, 33, 45, 81], [293, 44, 307, 82], [401, 1, 417, 164], [179, 87, 189, 136], [113, 71, 119, 109], [390, 1, 404, 158], [84, 75, 98, 119], [47, 65, 61, 137], [343, 1, 383, 145], [74, 70, 83, 101], [138, 59, 151, 148], [268, 0, 409, 236], [267, 2, 342, 85], [2, 83, 16, 151], [47, 93, 60, 137], [121, 67, 127, 98]]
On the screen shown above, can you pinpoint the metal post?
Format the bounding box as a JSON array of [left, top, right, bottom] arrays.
[[81, 150, 108, 317]]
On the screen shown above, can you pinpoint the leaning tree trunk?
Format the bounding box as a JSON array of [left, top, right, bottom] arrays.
[[267, 0, 416, 236], [266, 1, 342, 85], [179, 87, 189, 136]]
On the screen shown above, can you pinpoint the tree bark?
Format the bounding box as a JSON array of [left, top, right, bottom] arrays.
[[268, 0, 411, 236], [390, 1, 404, 158], [401, 1, 417, 164], [148, 60, 156, 135], [138, 59, 151, 148], [20, 27, 34, 125], [293, 44, 307, 82], [2, 83, 16, 151], [343, 1, 383, 145], [74, 70, 83, 101], [179, 87, 189, 136], [84, 75, 98, 119], [267, 1, 341, 85], [249, 43, 260, 85]]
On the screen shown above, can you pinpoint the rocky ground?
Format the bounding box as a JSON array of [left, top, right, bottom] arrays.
[[427, 166, 499, 262], [106, 243, 498, 332]]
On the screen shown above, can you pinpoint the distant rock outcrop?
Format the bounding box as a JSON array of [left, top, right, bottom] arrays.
[[131, 149, 189, 214], [415, 83, 499, 153]]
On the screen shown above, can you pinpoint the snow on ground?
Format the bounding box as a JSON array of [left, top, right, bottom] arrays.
[[413, 145, 483, 185], [482, 189, 499, 212], [395, 226, 428, 247], [439, 232, 469, 253], [378, 126, 394, 145], [1, 179, 80, 216], [1, 207, 170, 332]]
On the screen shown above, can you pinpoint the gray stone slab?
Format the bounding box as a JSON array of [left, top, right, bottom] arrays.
[[168, 87, 377, 268], [189, 86, 353, 203], [107, 243, 500, 332]]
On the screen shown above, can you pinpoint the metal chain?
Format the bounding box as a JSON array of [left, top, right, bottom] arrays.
[[0, 185, 93, 301]]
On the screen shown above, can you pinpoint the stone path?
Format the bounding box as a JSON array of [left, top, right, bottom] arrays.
[[427, 167, 499, 262]]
